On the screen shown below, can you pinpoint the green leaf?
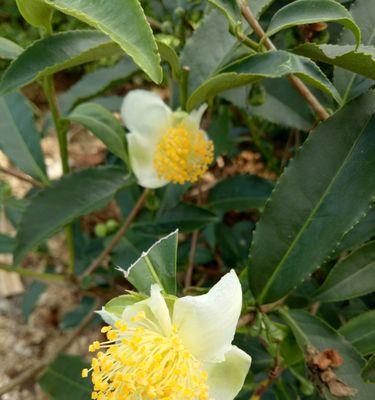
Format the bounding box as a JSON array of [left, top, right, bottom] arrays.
[[16, 0, 53, 29], [0, 233, 15, 253], [0, 30, 122, 95], [207, 175, 273, 212], [0, 37, 23, 60], [250, 79, 315, 131], [315, 241, 375, 302], [104, 293, 145, 318], [135, 204, 219, 234], [280, 309, 372, 400], [294, 43, 375, 80], [156, 39, 181, 79], [119, 230, 178, 295], [339, 310, 375, 355], [39, 354, 91, 400], [209, 0, 275, 28], [187, 50, 341, 111], [59, 57, 138, 114], [333, 205, 375, 256], [14, 166, 131, 264], [42, 0, 162, 83], [22, 281, 46, 319], [362, 354, 375, 383], [266, 0, 361, 47], [249, 92, 375, 304], [334, 0, 375, 102], [68, 103, 128, 163], [181, 9, 240, 97], [60, 296, 96, 330], [0, 92, 48, 183]]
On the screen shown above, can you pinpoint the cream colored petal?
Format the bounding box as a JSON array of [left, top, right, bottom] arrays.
[[205, 346, 252, 400], [173, 270, 242, 362], [96, 308, 119, 326], [146, 284, 172, 336], [121, 89, 171, 139], [188, 103, 207, 127], [126, 132, 167, 189]]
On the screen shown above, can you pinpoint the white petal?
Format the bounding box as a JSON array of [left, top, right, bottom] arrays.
[[173, 270, 242, 362], [188, 103, 207, 127], [121, 89, 171, 138], [126, 132, 167, 188], [96, 308, 119, 326], [146, 285, 172, 336], [205, 346, 252, 400]]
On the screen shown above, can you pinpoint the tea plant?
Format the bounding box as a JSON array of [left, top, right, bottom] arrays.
[[0, 0, 374, 399]]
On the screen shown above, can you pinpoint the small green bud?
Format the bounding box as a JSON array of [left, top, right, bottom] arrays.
[[145, 194, 160, 211], [94, 223, 108, 238], [161, 21, 173, 34], [16, 0, 53, 30], [106, 219, 119, 233], [248, 83, 266, 106], [300, 380, 315, 396], [174, 7, 185, 19]]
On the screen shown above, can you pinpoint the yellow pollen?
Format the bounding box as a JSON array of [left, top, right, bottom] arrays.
[[154, 123, 214, 184], [84, 316, 212, 400]]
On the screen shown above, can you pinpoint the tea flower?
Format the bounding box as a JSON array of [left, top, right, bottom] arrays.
[[84, 271, 251, 399], [121, 90, 214, 188]]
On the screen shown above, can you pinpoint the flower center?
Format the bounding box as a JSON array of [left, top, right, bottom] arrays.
[[83, 312, 211, 400], [154, 123, 214, 184]]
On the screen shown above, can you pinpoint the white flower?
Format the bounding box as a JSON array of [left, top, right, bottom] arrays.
[[121, 89, 214, 189], [86, 271, 251, 400]]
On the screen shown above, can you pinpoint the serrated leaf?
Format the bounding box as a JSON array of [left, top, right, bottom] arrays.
[[334, 0, 375, 102], [207, 175, 273, 212], [39, 354, 91, 400], [0, 37, 23, 60], [249, 92, 375, 304], [280, 309, 372, 400], [0, 31, 122, 95], [0, 92, 48, 183], [339, 310, 375, 355], [187, 50, 341, 111], [59, 57, 138, 114], [134, 204, 219, 234], [294, 43, 375, 80], [333, 205, 375, 256], [41, 0, 162, 83], [266, 0, 361, 46], [68, 103, 128, 163], [315, 241, 375, 302], [119, 230, 178, 295], [14, 166, 131, 264]]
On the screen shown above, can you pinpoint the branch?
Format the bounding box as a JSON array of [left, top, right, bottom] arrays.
[[0, 265, 65, 283], [0, 298, 99, 396], [80, 189, 150, 280], [0, 166, 44, 188], [238, 0, 330, 121], [184, 230, 199, 288]]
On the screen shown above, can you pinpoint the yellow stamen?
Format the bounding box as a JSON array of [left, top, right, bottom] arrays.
[[154, 123, 214, 184], [85, 314, 212, 400]]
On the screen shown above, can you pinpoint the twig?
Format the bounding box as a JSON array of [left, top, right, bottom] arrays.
[[184, 230, 199, 288], [0, 265, 65, 283], [238, 0, 330, 121], [0, 166, 44, 188], [81, 189, 150, 280], [0, 298, 99, 396]]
